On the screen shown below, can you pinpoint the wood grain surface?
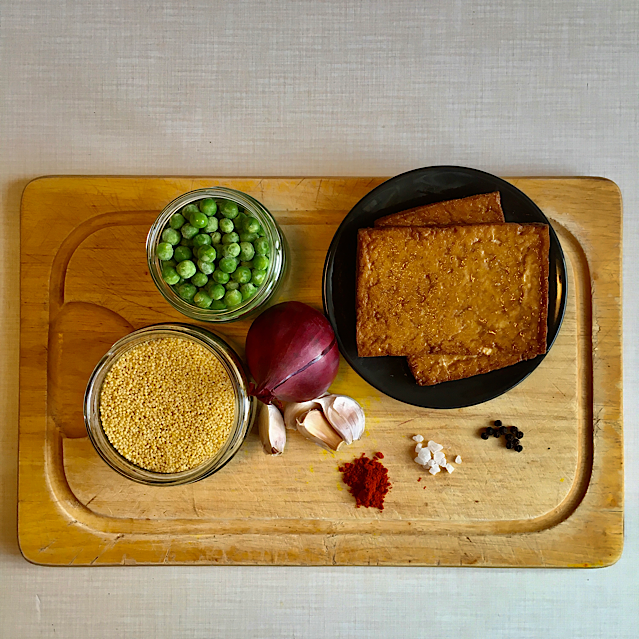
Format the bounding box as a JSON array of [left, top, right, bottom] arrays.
[[18, 176, 623, 567]]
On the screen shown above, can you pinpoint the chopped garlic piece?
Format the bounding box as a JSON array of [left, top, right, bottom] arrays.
[[412, 434, 424, 443], [445, 463, 455, 473], [427, 440, 443, 453], [455, 455, 462, 464]]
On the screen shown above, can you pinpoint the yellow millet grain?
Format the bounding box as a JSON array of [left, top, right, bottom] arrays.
[[99, 337, 236, 473]]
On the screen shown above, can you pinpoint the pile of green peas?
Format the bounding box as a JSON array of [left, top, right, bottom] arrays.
[[156, 198, 271, 310]]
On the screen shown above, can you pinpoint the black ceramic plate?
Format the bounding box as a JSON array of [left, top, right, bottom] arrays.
[[322, 166, 567, 409]]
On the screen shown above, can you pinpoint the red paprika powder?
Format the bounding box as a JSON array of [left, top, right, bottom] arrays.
[[338, 452, 391, 510]]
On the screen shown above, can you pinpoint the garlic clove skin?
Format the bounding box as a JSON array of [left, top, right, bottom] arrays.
[[258, 402, 286, 455], [315, 394, 365, 445], [283, 399, 322, 430], [295, 409, 344, 452]]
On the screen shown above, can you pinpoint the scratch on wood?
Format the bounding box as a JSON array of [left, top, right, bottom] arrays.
[[38, 540, 56, 553], [192, 494, 203, 518], [85, 494, 99, 507]]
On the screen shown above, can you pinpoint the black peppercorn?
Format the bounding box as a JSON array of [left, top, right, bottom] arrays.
[[494, 420, 502, 427], [506, 440, 513, 449], [509, 426, 518, 434], [515, 445, 523, 452], [486, 427, 494, 435], [492, 430, 500, 438], [499, 426, 507, 435], [512, 438, 520, 447], [517, 431, 524, 439], [481, 432, 489, 440], [505, 433, 513, 441]]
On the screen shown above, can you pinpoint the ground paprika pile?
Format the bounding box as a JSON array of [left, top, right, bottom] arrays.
[[338, 452, 391, 510]]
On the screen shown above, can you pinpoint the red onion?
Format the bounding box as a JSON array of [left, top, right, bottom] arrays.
[[245, 301, 340, 404]]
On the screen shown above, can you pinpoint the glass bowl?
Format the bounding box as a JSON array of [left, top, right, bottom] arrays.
[[147, 187, 288, 322], [83, 323, 256, 486]]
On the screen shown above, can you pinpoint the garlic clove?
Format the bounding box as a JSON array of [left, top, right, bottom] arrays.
[[283, 399, 322, 430], [258, 402, 286, 455], [316, 394, 365, 445], [295, 409, 344, 452]]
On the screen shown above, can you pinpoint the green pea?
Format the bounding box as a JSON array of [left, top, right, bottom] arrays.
[[219, 218, 234, 234], [181, 223, 199, 239], [251, 269, 267, 286], [204, 216, 219, 233], [210, 300, 227, 310], [254, 237, 270, 256], [220, 200, 239, 219], [232, 266, 252, 284], [198, 245, 217, 263], [219, 257, 238, 274], [235, 212, 248, 229], [239, 241, 255, 261], [239, 231, 258, 243], [240, 282, 257, 301], [164, 259, 177, 269], [253, 254, 269, 271], [225, 281, 240, 291], [176, 282, 197, 301], [176, 260, 196, 279], [224, 289, 243, 307], [157, 242, 174, 261], [191, 272, 208, 288], [189, 211, 208, 229], [161, 228, 181, 246], [240, 260, 253, 269], [174, 246, 192, 262], [221, 242, 241, 258], [192, 291, 212, 309], [199, 198, 217, 216], [182, 202, 200, 220], [197, 259, 214, 275], [208, 283, 226, 300], [243, 217, 260, 234], [212, 269, 230, 284], [222, 232, 240, 245], [179, 237, 194, 247], [169, 213, 186, 230], [192, 233, 212, 248], [210, 231, 222, 245], [161, 266, 180, 285]]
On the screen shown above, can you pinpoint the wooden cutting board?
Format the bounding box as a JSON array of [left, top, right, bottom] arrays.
[[18, 176, 623, 567]]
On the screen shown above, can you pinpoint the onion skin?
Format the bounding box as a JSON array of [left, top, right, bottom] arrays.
[[245, 301, 340, 404]]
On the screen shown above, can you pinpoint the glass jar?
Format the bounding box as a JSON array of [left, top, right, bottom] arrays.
[[83, 323, 256, 486], [147, 187, 288, 322]]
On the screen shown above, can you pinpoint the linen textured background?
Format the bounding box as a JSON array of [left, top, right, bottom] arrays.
[[1, 1, 637, 637]]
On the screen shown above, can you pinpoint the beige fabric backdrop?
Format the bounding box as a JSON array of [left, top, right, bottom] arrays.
[[1, 1, 638, 637]]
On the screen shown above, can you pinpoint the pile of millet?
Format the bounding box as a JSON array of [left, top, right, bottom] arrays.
[[99, 337, 235, 473]]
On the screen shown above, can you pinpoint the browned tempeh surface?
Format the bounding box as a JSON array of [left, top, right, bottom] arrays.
[[356, 224, 549, 358]]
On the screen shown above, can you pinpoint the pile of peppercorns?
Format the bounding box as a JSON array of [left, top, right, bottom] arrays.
[[480, 420, 524, 452]]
